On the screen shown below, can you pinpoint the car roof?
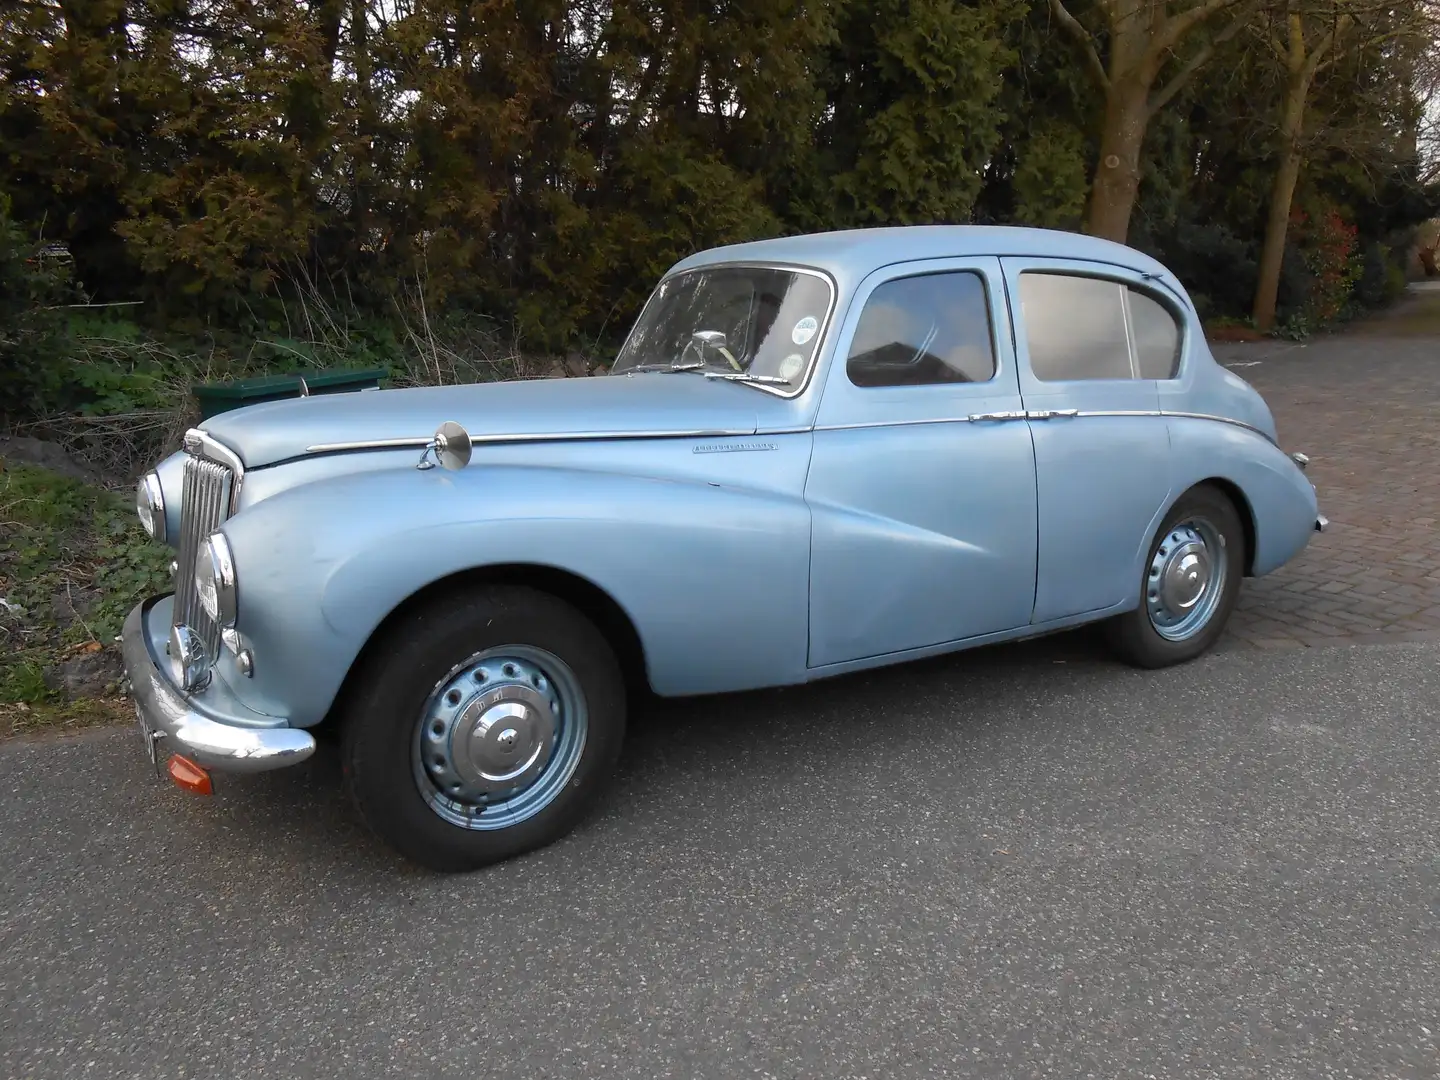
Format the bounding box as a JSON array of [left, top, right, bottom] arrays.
[[666, 224, 1174, 283]]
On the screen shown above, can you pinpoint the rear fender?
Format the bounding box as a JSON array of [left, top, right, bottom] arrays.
[[1165, 417, 1318, 578]]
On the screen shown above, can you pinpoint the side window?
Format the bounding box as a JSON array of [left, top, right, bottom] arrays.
[[846, 271, 996, 388], [1018, 272, 1130, 381], [1127, 287, 1182, 379]]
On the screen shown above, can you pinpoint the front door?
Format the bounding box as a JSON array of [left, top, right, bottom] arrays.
[[804, 258, 1039, 670], [1000, 256, 1179, 624]]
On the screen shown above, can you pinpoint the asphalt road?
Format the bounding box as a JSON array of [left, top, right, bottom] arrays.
[[3, 637, 1439, 1079]]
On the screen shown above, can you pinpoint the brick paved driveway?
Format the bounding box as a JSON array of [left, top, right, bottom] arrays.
[[1218, 283, 1440, 649]]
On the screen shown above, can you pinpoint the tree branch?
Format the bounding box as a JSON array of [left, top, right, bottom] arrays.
[[1304, 12, 1351, 77], [1259, 24, 1290, 62], [1152, 0, 1247, 57], [1147, 1, 1259, 115], [1048, 0, 1111, 90], [1286, 11, 1307, 71]]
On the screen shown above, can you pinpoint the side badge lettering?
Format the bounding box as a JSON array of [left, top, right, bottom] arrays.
[[693, 442, 779, 454]]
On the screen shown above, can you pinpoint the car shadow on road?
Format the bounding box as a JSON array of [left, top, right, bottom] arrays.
[[177, 612, 1268, 886], [207, 623, 1120, 868]]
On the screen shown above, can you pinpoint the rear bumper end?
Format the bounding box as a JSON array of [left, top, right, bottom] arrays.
[[121, 597, 315, 774], [1290, 451, 1327, 534]]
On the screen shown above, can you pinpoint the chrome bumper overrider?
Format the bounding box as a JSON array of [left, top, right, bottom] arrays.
[[121, 598, 315, 773], [1292, 453, 1327, 533]]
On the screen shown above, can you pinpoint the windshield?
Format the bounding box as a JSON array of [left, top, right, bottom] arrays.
[[610, 265, 833, 392]]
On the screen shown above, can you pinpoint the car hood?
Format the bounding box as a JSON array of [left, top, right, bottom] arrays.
[[199, 373, 785, 469]]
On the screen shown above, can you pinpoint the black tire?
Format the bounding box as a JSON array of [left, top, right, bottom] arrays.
[[340, 584, 626, 872], [1105, 484, 1245, 669]]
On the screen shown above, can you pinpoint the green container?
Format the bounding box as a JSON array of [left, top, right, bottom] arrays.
[[192, 367, 390, 420]]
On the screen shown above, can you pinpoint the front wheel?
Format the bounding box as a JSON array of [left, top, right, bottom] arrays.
[[340, 585, 626, 872], [1105, 485, 1245, 669]]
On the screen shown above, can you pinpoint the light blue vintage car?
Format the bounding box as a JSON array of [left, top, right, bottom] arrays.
[[124, 225, 1324, 870]]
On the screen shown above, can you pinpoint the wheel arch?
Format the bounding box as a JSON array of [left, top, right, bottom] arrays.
[[1192, 476, 1259, 576], [322, 562, 652, 732]]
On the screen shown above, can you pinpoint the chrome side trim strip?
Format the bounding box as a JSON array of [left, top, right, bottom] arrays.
[[968, 409, 1030, 422], [814, 409, 1273, 440], [811, 417, 971, 433], [305, 428, 765, 454], [302, 409, 1276, 455], [1149, 410, 1277, 444], [306, 436, 431, 452], [1014, 408, 1274, 444]]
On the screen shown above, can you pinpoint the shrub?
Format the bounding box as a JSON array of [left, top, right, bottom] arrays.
[[1288, 201, 1363, 327], [0, 200, 77, 425]]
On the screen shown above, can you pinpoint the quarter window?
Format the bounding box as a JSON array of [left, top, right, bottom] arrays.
[[846, 271, 996, 387], [1127, 288, 1181, 379], [1019, 271, 1184, 382]]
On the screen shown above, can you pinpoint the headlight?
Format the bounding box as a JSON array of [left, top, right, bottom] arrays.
[[195, 532, 237, 627], [136, 473, 166, 543]]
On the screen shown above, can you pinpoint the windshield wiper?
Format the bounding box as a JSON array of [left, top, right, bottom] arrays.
[[623, 361, 706, 374], [702, 371, 790, 385], [622, 362, 789, 386]]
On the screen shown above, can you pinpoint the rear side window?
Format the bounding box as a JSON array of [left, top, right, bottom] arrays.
[[1127, 288, 1181, 379], [1019, 271, 1183, 382], [847, 271, 997, 387]]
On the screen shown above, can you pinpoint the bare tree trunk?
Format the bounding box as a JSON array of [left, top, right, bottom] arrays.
[[1420, 240, 1438, 277], [1250, 7, 1351, 332], [1084, 80, 1150, 243], [1251, 80, 1308, 332], [1051, 0, 1257, 245]]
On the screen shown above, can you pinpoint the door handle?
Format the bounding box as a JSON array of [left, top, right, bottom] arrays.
[[967, 410, 1029, 422], [1026, 409, 1079, 421]]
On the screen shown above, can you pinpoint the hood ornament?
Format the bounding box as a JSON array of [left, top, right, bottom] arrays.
[[416, 421, 473, 471]]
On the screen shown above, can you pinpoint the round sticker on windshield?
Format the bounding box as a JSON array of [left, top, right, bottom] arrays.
[[791, 316, 818, 345], [779, 353, 805, 380]]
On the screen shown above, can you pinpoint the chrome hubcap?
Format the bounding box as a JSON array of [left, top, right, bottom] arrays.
[[412, 647, 588, 831], [448, 686, 554, 794], [1146, 519, 1227, 642], [1160, 542, 1210, 612]]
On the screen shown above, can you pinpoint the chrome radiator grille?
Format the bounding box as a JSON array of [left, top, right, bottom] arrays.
[[173, 454, 235, 657]]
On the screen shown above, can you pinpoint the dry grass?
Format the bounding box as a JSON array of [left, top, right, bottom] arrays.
[[16, 275, 581, 486], [0, 696, 134, 740]]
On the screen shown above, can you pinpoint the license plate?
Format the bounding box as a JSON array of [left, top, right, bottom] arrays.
[[135, 706, 162, 773]]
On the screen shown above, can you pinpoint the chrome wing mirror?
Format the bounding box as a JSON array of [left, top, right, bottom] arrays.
[[416, 421, 473, 471]]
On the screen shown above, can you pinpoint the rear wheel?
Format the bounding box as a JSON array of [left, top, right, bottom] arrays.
[[340, 585, 626, 872], [1105, 485, 1245, 669]]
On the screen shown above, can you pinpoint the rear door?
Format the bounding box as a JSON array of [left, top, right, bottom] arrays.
[[999, 257, 1181, 624]]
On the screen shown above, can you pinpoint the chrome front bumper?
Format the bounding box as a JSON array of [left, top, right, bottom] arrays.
[[121, 598, 316, 773]]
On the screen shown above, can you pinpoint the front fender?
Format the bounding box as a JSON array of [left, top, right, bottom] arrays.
[[218, 461, 813, 725]]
